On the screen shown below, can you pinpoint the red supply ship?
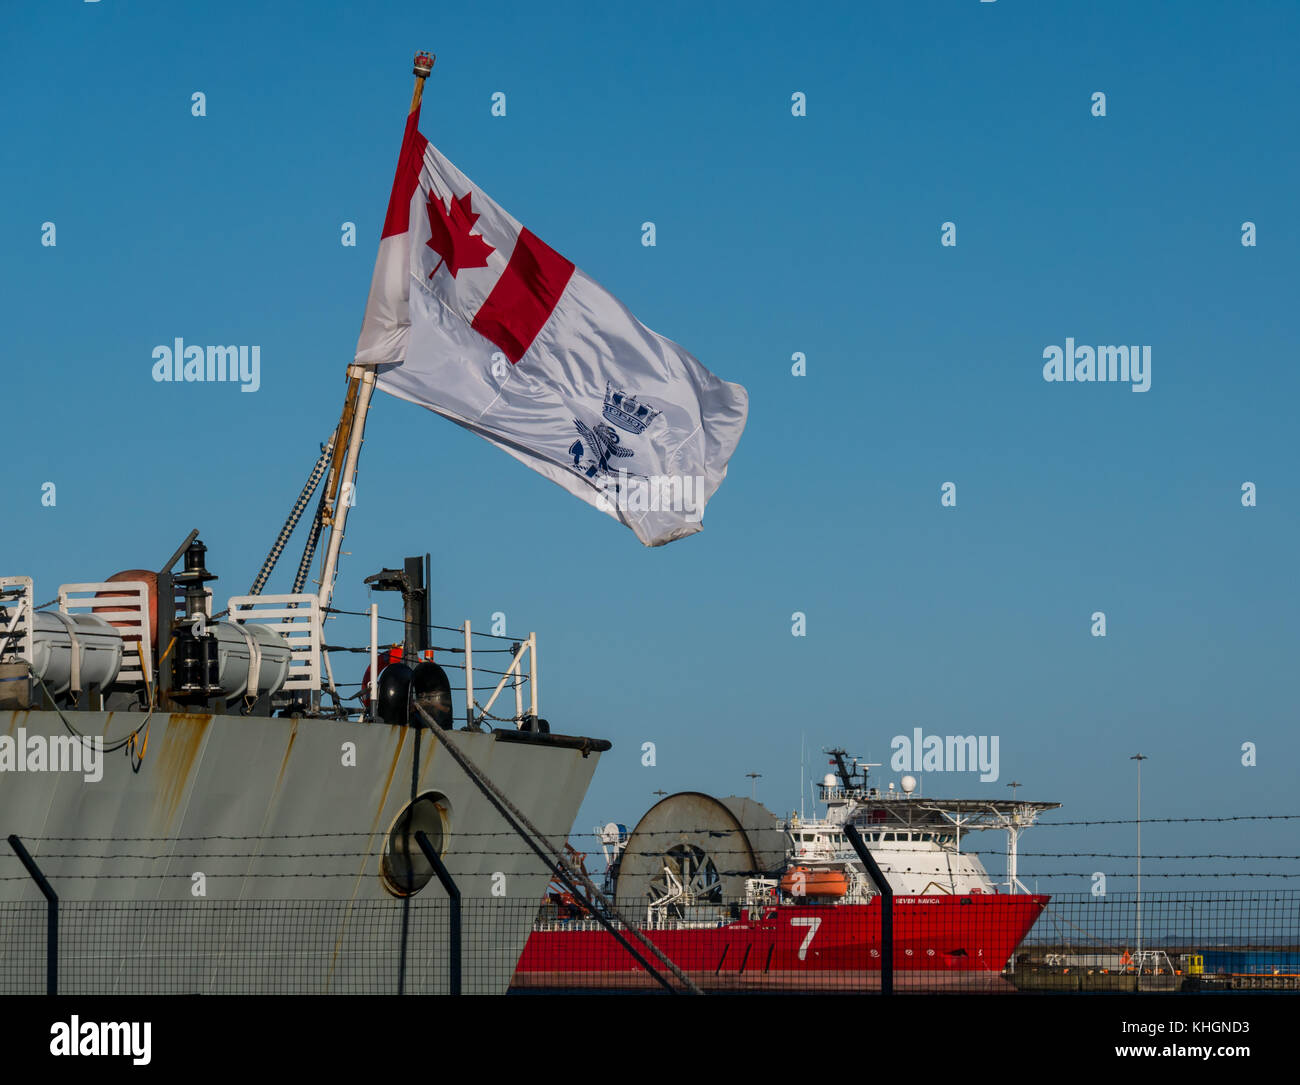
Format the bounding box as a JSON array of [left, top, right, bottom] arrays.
[[513, 749, 1059, 991]]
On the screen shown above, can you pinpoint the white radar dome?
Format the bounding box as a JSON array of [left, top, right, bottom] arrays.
[[822, 774, 837, 788], [900, 775, 917, 794]]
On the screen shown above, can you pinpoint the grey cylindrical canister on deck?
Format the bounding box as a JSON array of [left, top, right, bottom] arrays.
[[30, 612, 123, 696], [209, 621, 293, 701]]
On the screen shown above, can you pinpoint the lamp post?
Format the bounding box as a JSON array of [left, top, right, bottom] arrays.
[[746, 772, 762, 800], [1131, 754, 1147, 976]]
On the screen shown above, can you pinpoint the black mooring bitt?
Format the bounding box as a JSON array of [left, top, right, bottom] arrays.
[[414, 830, 461, 996], [844, 823, 893, 996], [7, 834, 57, 996]]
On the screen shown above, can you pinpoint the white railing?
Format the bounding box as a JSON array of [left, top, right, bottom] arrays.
[[0, 577, 35, 663], [532, 918, 623, 933], [466, 623, 539, 729], [819, 785, 881, 802], [226, 594, 321, 692], [59, 581, 152, 685]]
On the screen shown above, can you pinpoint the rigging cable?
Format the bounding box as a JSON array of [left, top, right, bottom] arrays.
[[249, 433, 336, 596], [412, 699, 703, 995]]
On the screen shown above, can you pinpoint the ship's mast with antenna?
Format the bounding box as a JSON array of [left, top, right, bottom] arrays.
[[800, 732, 805, 820], [317, 52, 435, 614]]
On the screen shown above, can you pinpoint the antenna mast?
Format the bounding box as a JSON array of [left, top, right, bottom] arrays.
[[800, 732, 806, 820]]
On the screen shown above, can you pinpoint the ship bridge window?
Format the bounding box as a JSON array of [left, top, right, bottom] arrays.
[[380, 791, 452, 897]]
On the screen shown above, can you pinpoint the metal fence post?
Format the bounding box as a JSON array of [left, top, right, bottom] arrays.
[[7, 834, 57, 995], [845, 823, 892, 995], [415, 830, 460, 995]]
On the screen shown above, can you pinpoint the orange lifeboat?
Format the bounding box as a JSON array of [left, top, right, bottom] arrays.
[[780, 866, 849, 899]]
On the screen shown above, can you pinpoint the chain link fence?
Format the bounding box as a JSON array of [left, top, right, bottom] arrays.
[[0, 898, 524, 995], [1019, 890, 1300, 991], [2, 890, 1296, 994]]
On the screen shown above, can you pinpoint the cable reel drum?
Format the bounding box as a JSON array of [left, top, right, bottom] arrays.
[[612, 792, 786, 917]]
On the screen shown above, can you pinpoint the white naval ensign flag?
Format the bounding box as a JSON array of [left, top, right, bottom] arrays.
[[354, 103, 748, 546]]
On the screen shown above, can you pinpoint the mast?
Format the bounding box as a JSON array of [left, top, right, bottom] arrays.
[[317, 52, 436, 614], [317, 369, 374, 611], [800, 733, 805, 820]]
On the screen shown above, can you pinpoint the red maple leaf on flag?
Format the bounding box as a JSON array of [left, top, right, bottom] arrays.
[[425, 189, 495, 279]]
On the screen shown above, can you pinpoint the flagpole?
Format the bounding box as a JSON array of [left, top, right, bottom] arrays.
[[317, 51, 436, 621]]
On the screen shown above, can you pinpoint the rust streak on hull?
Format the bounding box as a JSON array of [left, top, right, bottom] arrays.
[[273, 720, 300, 792], [418, 733, 439, 791], [150, 713, 213, 829]]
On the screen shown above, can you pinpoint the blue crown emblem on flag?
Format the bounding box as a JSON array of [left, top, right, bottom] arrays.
[[603, 383, 661, 435]]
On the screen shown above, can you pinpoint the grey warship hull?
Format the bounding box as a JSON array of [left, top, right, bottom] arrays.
[[1, 706, 603, 995]]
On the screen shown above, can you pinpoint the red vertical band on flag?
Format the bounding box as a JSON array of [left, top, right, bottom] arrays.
[[380, 107, 431, 239], [471, 228, 575, 363]]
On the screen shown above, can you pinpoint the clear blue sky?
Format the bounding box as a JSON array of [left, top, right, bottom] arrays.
[[3, 1, 1297, 892]]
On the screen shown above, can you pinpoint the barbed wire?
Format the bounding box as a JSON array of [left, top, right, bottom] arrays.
[[15, 833, 386, 842], [19, 842, 1300, 866], [1013, 852, 1300, 861], [17, 842, 1300, 859], [0, 871, 377, 881], [6, 868, 1300, 881], [10, 815, 1300, 843], [1036, 814, 1300, 827]]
